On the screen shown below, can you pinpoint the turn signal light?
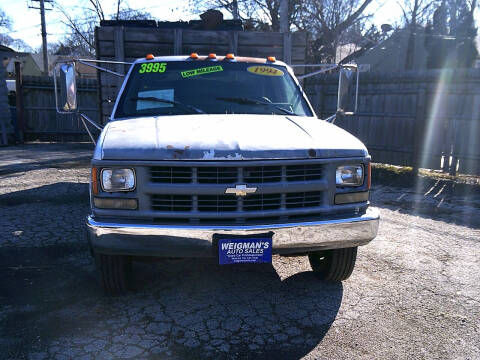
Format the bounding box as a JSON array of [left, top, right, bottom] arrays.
[[334, 191, 369, 205], [145, 54, 154, 60], [208, 53, 217, 59], [91, 167, 99, 195], [225, 53, 235, 59], [267, 56, 276, 62], [93, 197, 138, 210], [190, 52, 199, 59]]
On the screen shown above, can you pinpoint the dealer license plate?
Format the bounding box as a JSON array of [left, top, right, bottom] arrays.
[[218, 237, 272, 265]]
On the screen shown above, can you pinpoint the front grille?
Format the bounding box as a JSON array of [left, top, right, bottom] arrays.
[[198, 167, 237, 184], [244, 166, 282, 183], [151, 167, 191, 183], [243, 194, 282, 211], [198, 195, 237, 212], [147, 162, 327, 224], [150, 164, 322, 184], [286, 164, 323, 181], [286, 192, 322, 208], [151, 195, 192, 212], [151, 192, 321, 213]]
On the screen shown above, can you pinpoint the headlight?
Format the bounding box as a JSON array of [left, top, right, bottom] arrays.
[[336, 165, 364, 186], [101, 168, 135, 192]]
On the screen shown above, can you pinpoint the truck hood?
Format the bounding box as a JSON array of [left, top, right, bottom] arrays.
[[97, 114, 368, 160]]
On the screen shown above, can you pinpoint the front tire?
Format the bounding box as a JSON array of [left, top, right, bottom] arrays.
[[308, 247, 358, 281], [94, 252, 132, 295]]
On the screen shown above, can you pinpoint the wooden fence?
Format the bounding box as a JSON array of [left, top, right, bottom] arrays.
[[95, 25, 308, 124], [8, 58, 480, 176], [304, 69, 480, 175], [14, 75, 98, 142]]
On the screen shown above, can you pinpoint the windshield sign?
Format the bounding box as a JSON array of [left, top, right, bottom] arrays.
[[114, 61, 313, 118]]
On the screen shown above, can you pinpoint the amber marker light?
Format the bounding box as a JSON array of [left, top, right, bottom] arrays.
[[190, 52, 199, 59], [145, 54, 154, 60], [225, 53, 235, 60], [267, 56, 276, 62], [91, 167, 99, 195], [208, 53, 217, 59]]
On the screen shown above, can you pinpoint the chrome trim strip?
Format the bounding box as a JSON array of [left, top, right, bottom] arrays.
[[142, 180, 328, 195], [92, 156, 371, 167], [87, 208, 379, 255]]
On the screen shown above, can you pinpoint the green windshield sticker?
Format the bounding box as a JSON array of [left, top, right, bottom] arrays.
[[138, 62, 167, 74], [181, 65, 223, 78]]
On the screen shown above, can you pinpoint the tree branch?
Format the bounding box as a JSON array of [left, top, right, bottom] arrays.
[[336, 0, 374, 34]]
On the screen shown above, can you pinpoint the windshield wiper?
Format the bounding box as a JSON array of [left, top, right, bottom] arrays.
[[216, 97, 296, 116], [130, 97, 205, 114]]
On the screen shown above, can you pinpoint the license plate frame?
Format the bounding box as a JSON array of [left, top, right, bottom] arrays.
[[215, 234, 273, 265]]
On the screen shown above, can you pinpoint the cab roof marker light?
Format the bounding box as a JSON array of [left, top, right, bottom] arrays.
[[208, 53, 217, 59], [145, 54, 154, 60], [267, 56, 276, 62], [190, 53, 199, 59], [225, 53, 235, 60]]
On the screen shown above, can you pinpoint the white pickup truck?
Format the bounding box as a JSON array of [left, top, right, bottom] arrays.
[[55, 54, 379, 294]]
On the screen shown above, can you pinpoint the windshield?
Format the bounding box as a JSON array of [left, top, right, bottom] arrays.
[[114, 61, 313, 118]]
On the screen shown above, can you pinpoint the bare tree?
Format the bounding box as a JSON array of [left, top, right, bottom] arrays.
[[53, 0, 151, 56], [0, 7, 12, 30], [189, 0, 376, 61], [189, 0, 303, 31], [397, 0, 439, 69], [293, 0, 375, 62], [398, 0, 438, 27], [0, 7, 33, 52]]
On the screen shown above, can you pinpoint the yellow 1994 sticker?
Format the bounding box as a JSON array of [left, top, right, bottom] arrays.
[[247, 66, 284, 76]]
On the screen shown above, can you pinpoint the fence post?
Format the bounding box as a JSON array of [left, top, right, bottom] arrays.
[[412, 88, 426, 176], [228, 31, 238, 54], [441, 114, 450, 173], [282, 32, 292, 64], [114, 26, 125, 88], [316, 84, 324, 118], [94, 26, 106, 126], [14, 62, 24, 143], [0, 60, 8, 146], [174, 28, 183, 55]]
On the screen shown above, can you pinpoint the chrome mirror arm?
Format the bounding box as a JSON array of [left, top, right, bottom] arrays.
[[78, 113, 103, 145], [325, 114, 337, 123]]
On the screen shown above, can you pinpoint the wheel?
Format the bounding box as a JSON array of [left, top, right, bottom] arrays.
[[308, 247, 358, 281], [94, 252, 132, 295]]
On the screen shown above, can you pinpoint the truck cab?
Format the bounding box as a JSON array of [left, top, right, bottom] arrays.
[[58, 54, 379, 294]]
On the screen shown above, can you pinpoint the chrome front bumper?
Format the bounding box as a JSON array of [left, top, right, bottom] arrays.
[[86, 208, 380, 257]]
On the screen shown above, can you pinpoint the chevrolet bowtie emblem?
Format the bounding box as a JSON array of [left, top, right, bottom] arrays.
[[225, 184, 257, 197]]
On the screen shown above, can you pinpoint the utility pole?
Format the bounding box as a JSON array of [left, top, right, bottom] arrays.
[[279, 0, 289, 33], [232, 0, 239, 20], [29, 0, 53, 75]]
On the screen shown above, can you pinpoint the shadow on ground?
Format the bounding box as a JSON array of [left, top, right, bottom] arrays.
[[0, 182, 89, 206], [0, 143, 93, 176], [0, 244, 342, 359]]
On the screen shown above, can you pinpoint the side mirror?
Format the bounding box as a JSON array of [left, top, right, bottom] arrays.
[[54, 62, 77, 113], [337, 64, 358, 115]]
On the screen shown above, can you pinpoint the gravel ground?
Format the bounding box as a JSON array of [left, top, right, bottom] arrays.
[[0, 143, 479, 360]]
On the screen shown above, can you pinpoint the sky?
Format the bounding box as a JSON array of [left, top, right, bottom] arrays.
[[0, 0, 476, 51], [1, 0, 195, 50]]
